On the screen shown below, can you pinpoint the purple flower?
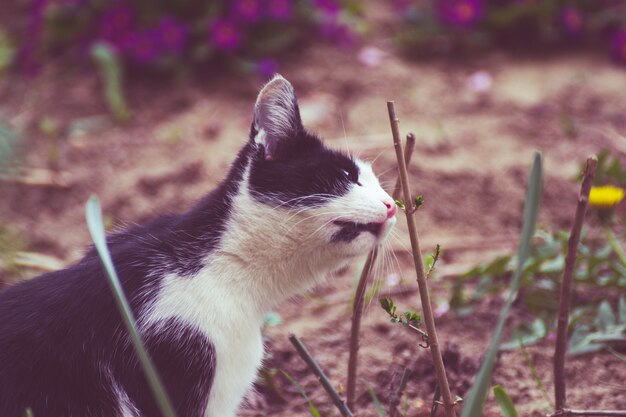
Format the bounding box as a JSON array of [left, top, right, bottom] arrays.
[[98, 6, 135, 52], [98, 7, 135, 40], [267, 0, 294, 21], [256, 58, 278, 78], [155, 17, 188, 52], [437, 0, 484, 28], [319, 20, 355, 48], [124, 31, 160, 63], [560, 6, 584, 37], [232, 0, 262, 22], [610, 30, 626, 65], [209, 19, 242, 51], [313, 0, 341, 16]]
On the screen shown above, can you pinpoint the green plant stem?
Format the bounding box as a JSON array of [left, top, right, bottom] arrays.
[[289, 334, 355, 417], [554, 155, 597, 412], [606, 228, 626, 267], [387, 101, 457, 417], [346, 133, 415, 411], [86, 196, 177, 417]]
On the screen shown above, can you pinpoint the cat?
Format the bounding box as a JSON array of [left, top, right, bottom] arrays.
[[0, 75, 397, 417]]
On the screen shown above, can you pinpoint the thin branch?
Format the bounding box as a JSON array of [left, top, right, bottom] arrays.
[[429, 383, 442, 417], [387, 101, 457, 417], [289, 334, 355, 417], [389, 369, 410, 417], [550, 410, 626, 417], [346, 132, 416, 410], [554, 155, 597, 411]]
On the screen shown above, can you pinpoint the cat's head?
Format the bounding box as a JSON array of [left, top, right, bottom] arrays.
[[242, 75, 396, 264]]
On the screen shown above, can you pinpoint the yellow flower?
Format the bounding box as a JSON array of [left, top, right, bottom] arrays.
[[589, 185, 625, 208]]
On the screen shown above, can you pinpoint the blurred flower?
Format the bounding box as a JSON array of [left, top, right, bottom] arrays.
[[358, 46, 385, 67], [610, 30, 626, 64], [233, 0, 262, 22], [560, 6, 584, 37], [466, 70, 492, 94], [155, 17, 188, 53], [209, 19, 242, 51], [319, 20, 355, 48], [589, 185, 625, 208], [256, 58, 278, 78], [313, 0, 341, 16], [124, 31, 160, 63], [267, 0, 294, 21], [98, 6, 135, 42], [437, 0, 484, 28]]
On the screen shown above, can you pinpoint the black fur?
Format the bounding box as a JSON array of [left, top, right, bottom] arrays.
[[249, 127, 360, 207], [0, 142, 252, 417]]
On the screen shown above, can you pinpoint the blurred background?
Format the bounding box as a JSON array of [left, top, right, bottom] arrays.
[[1, 1, 625, 416]]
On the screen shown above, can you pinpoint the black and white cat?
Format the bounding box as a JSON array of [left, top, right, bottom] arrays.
[[0, 75, 397, 417]]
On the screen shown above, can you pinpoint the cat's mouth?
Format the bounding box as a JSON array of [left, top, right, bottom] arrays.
[[331, 220, 384, 243]]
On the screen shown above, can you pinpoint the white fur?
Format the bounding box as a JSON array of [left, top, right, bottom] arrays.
[[137, 156, 395, 417]]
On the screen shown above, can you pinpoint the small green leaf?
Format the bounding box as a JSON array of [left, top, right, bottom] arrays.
[[595, 300, 616, 332], [414, 194, 424, 209], [493, 385, 519, 417], [395, 199, 405, 209], [281, 370, 322, 417]]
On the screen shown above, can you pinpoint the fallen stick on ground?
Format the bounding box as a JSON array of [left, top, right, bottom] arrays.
[[289, 334, 355, 417]]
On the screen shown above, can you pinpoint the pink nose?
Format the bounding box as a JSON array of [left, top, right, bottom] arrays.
[[383, 200, 397, 219]]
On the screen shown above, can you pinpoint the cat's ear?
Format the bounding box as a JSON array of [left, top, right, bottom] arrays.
[[252, 74, 303, 160]]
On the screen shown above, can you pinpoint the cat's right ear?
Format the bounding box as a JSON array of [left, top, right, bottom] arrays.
[[252, 74, 303, 161]]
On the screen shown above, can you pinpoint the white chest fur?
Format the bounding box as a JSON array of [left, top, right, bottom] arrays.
[[142, 263, 265, 417]]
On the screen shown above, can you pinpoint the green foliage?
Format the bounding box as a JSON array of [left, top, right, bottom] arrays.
[[0, 29, 15, 74], [280, 370, 322, 417], [396, 1, 626, 61], [582, 149, 626, 186], [379, 297, 421, 328], [460, 152, 542, 417], [85, 196, 177, 417], [492, 385, 519, 417], [394, 199, 405, 209], [414, 194, 424, 209], [0, 120, 20, 173], [91, 43, 131, 122], [450, 228, 626, 340], [568, 297, 626, 355]]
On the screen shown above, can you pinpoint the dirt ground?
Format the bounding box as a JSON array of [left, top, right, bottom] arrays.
[[1, 19, 626, 417]]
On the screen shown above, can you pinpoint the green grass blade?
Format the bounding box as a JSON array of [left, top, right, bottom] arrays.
[[460, 152, 543, 417], [364, 381, 388, 417], [492, 385, 519, 417], [280, 370, 322, 417], [90, 43, 130, 122], [85, 196, 177, 417]]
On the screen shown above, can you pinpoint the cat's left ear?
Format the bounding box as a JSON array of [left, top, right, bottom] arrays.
[[252, 74, 304, 160]]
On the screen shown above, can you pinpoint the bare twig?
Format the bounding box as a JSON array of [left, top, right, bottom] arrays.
[[554, 155, 597, 411], [346, 133, 416, 410], [429, 383, 442, 417], [289, 334, 355, 417], [387, 101, 457, 417], [550, 410, 626, 417], [389, 369, 410, 417]]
